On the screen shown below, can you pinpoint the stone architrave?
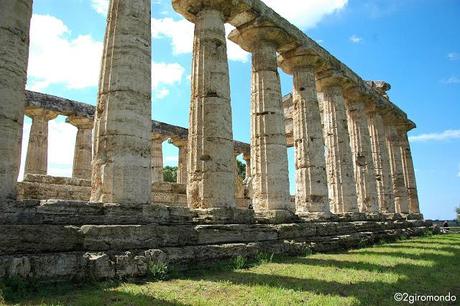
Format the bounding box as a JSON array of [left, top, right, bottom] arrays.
[[229, 20, 292, 212], [24, 108, 58, 176], [151, 136, 164, 183], [0, 0, 33, 198], [68, 116, 93, 180], [385, 116, 410, 214], [400, 127, 420, 213], [317, 74, 359, 214], [366, 105, 394, 213], [173, 2, 236, 209], [91, 0, 152, 204], [278, 49, 330, 215], [345, 97, 379, 213]]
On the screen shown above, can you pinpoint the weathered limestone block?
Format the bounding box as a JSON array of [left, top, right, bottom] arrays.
[[278, 49, 330, 215], [174, 3, 236, 210], [24, 108, 58, 176], [91, 0, 152, 204], [80, 224, 198, 251], [151, 136, 164, 183], [229, 20, 291, 212], [68, 116, 93, 180], [195, 224, 278, 244], [0, 225, 82, 255], [316, 222, 338, 236], [366, 105, 394, 213], [0, 0, 33, 199], [344, 97, 379, 213], [317, 76, 359, 214], [385, 118, 410, 214], [275, 223, 316, 239], [400, 131, 420, 213]]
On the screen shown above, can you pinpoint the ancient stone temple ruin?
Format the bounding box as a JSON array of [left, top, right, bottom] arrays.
[[0, 0, 430, 281]]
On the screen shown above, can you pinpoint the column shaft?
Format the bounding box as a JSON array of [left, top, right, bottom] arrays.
[[367, 110, 394, 213], [177, 143, 188, 184], [24, 110, 57, 176], [243, 153, 251, 179], [401, 132, 420, 213], [292, 67, 329, 214], [151, 138, 163, 183], [346, 100, 379, 213], [69, 117, 93, 180], [250, 43, 291, 211], [91, 0, 152, 204], [0, 0, 33, 198], [386, 125, 409, 213], [188, 9, 235, 208], [320, 86, 359, 214]]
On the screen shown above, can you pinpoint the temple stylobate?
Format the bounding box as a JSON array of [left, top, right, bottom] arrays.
[[0, 0, 427, 282]]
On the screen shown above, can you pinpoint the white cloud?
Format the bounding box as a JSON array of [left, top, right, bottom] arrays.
[[409, 129, 460, 143], [151, 17, 249, 62], [349, 34, 363, 44], [19, 119, 77, 180], [263, 0, 348, 29], [154, 88, 170, 100], [27, 14, 185, 98], [91, 0, 109, 16], [27, 14, 103, 91], [448, 52, 460, 61], [441, 76, 460, 85]]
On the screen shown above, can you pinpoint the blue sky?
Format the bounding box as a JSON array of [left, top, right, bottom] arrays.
[[21, 0, 460, 220]]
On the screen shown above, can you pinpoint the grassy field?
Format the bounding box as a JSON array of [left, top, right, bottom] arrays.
[[1, 234, 459, 305]]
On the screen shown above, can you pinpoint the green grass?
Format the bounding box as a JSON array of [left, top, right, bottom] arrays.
[[1, 234, 459, 306]]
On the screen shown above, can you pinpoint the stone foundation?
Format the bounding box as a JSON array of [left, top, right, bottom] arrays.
[[0, 200, 430, 281]]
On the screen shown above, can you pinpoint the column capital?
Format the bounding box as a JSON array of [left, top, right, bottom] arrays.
[[67, 116, 93, 130], [172, 0, 245, 23], [228, 18, 292, 52], [25, 107, 58, 121], [278, 47, 321, 75], [316, 68, 352, 92]]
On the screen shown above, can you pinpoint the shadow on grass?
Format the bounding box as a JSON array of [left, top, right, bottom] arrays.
[[2, 235, 459, 305], [1, 279, 187, 306]]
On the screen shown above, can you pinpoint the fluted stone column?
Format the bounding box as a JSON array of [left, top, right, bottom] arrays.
[[175, 139, 188, 184], [385, 116, 409, 214], [151, 137, 164, 183], [278, 50, 330, 216], [345, 97, 379, 213], [229, 22, 291, 213], [317, 76, 359, 214], [243, 152, 251, 179], [24, 109, 58, 176], [0, 0, 33, 198], [91, 0, 152, 204], [182, 5, 235, 209], [400, 128, 420, 213], [68, 116, 93, 180], [366, 105, 394, 213]]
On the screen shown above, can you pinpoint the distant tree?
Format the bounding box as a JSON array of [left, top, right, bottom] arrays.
[[237, 160, 246, 179], [456, 206, 460, 223], [163, 166, 177, 183]]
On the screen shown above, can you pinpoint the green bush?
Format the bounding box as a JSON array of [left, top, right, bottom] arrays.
[[147, 262, 169, 281], [255, 252, 274, 265], [163, 166, 177, 183], [232, 255, 247, 270]]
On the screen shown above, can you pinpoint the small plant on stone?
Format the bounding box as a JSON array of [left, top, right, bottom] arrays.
[[147, 262, 169, 281], [232, 255, 247, 270]]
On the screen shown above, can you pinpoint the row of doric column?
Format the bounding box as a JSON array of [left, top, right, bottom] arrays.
[[0, 0, 420, 218], [173, 1, 420, 216]]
